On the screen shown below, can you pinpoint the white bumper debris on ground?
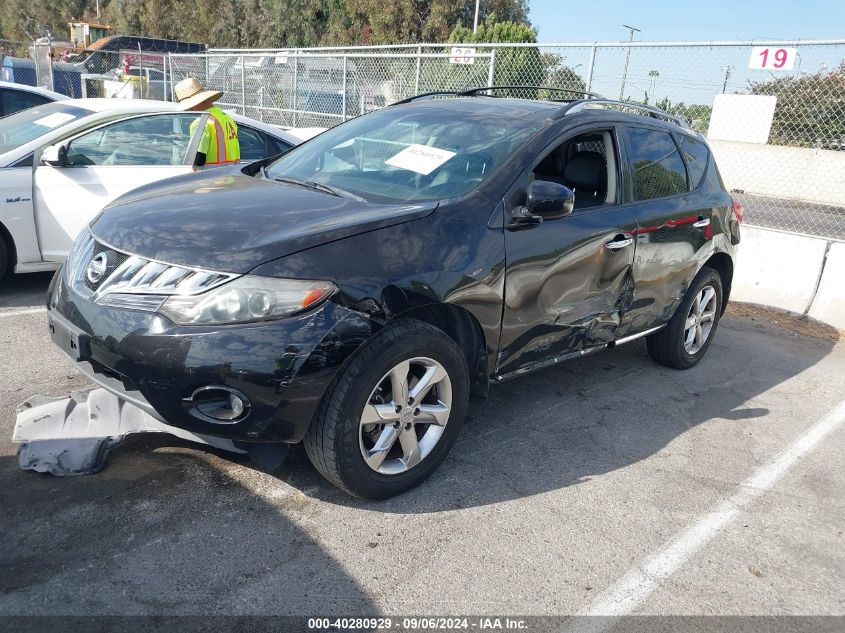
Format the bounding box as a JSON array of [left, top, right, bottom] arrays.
[[13, 387, 244, 476]]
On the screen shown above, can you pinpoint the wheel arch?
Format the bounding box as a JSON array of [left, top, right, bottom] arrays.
[[703, 251, 733, 313], [395, 302, 490, 400], [0, 220, 17, 276]]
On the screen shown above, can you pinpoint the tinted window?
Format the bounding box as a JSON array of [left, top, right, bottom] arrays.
[[268, 136, 293, 156], [266, 107, 540, 203], [237, 125, 267, 161], [677, 134, 710, 190], [627, 128, 688, 201], [0, 89, 52, 117], [66, 114, 201, 166]]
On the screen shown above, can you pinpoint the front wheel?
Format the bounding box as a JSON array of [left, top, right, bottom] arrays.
[[304, 319, 469, 499], [646, 267, 723, 369]]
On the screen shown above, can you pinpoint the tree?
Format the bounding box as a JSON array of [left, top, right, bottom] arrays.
[[448, 18, 540, 95], [0, 0, 99, 41], [539, 52, 586, 99], [653, 97, 712, 134], [749, 62, 845, 149]]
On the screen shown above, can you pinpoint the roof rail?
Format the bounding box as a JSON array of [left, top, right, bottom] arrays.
[[389, 88, 691, 130], [559, 99, 691, 128], [459, 86, 603, 101], [390, 86, 602, 106]]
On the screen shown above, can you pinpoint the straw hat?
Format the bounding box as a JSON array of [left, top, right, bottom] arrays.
[[173, 77, 223, 110]]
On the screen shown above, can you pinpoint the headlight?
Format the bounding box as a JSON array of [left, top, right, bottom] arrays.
[[158, 275, 336, 325]]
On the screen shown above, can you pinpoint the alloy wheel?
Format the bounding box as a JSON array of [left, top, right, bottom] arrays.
[[359, 357, 452, 475], [684, 285, 717, 355]]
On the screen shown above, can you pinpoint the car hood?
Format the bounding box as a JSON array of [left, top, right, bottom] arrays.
[[90, 169, 437, 273]]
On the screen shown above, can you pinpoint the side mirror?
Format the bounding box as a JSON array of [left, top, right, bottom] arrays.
[[528, 180, 575, 220], [40, 143, 67, 166]]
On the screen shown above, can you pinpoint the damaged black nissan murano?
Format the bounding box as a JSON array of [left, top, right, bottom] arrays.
[[46, 88, 741, 498]]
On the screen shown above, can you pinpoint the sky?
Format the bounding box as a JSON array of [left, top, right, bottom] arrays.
[[529, 0, 845, 43]]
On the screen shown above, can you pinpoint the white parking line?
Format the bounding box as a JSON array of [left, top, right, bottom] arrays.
[[0, 307, 47, 318], [579, 396, 845, 620]]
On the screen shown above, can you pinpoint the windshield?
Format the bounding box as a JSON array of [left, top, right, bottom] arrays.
[[0, 102, 93, 155], [265, 106, 540, 203]]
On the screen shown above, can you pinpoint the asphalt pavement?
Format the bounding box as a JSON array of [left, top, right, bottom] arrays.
[[0, 273, 843, 621]]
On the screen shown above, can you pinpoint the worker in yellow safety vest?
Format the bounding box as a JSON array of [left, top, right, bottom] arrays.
[[173, 77, 241, 167]]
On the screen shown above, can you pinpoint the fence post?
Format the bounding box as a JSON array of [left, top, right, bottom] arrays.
[[585, 43, 597, 92], [260, 86, 264, 122], [240, 56, 247, 115], [414, 45, 421, 94], [342, 55, 348, 122], [293, 51, 299, 127], [487, 49, 496, 87], [138, 43, 144, 98]]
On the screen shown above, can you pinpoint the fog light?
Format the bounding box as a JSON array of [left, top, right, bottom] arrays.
[[187, 386, 251, 423]]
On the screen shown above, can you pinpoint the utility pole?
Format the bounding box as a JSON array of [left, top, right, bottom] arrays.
[[473, 0, 480, 33], [619, 24, 640, 100], [96, 0, 101, 20], [721, 65, 733, 93]]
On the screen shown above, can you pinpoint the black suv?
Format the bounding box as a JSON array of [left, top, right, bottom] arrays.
[[47, 88, 741, 498]]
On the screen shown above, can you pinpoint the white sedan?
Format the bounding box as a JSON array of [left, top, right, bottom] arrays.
[[0, 98, 303, 280], [0, 81, 67, 117]]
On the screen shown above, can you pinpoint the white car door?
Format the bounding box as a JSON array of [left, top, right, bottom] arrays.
[[0, 166, 41, 268], [32, 112, 205, 262]]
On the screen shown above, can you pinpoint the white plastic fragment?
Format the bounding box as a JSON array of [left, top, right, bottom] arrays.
[[13, 387, 244, 476]]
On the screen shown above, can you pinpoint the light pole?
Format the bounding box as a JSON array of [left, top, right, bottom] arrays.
[[619, 24, 640, 100], [473, 0, 480, 33]]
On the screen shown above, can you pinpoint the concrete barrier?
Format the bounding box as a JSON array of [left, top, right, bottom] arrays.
[[808, 242, 845, 330], [731, 226, 829, 314]]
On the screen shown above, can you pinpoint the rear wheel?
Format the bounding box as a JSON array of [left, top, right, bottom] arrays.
[[304, 319, 469, 499], [646, 267, 723, 369]]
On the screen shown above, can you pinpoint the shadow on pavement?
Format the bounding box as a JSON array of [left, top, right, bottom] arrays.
[[0, 444, 378, 615], [290, 313, 839, 512], [0, 272, 54, 310]]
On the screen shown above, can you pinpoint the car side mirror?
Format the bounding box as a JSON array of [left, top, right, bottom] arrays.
[[41, 143, 67, 167], [528, 180, 575, 220]]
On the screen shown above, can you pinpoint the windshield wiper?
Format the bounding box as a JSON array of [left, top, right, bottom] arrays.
[[272, 175, 366, 202]]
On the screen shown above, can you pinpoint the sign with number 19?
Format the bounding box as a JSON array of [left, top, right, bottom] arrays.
[[748, 46, 797, 71]]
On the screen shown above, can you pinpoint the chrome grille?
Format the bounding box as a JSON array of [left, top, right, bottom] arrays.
[[67, 231, 239, 311]]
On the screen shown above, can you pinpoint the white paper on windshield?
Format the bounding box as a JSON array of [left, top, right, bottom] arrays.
[[33, 112, 76, 128], [385, 144, 456, 175]]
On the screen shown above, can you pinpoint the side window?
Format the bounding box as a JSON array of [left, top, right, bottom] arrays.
[[530, 129, 619, 210], [676, 134, 710, 191], [1, 89, 52, 117], [237, 125, 268, 162], [268, 136, 293, 156], [627, 127, 688, 201], [65, 114, 202, 166]]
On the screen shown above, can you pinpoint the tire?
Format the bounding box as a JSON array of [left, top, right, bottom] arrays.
[[304, 318, 469, 499], [646, 267, 723, 370]]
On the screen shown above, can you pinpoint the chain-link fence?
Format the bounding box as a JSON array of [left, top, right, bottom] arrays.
[[171, 40, 845, 241], [169, 50, 494, 128]]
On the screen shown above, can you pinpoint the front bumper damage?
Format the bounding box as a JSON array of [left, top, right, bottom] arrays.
[[13, 387, 245, 476]]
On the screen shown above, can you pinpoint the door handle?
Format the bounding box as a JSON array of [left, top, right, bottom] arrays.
[[693, 217, 711, 228], [605, 237, 633, 251]]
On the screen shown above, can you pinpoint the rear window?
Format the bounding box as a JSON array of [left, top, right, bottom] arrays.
[[676, 134, 710, 190], [627, 127, 688, 201]]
